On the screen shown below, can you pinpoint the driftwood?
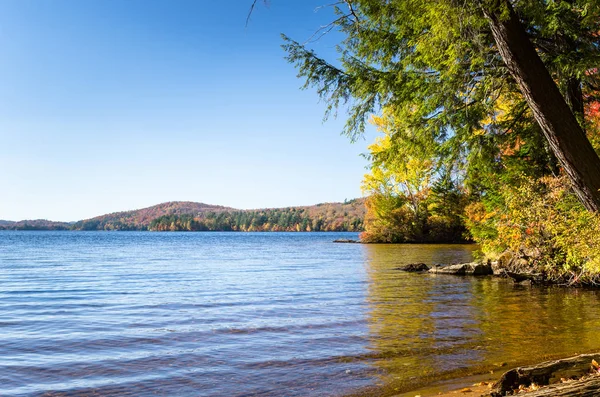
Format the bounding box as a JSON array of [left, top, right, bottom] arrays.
[[490, 353, 600, 396], [522, 376, 600, 396]]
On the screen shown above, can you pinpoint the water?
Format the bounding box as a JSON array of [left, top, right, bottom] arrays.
[[1, 232, 600, 397]]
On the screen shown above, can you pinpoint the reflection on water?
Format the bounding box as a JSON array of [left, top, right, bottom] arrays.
[[2, 233, 600, 397], [359, 244, 600, 395]]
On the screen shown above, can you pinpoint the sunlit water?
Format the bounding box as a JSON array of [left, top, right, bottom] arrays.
[[2, 232, 600, 397]]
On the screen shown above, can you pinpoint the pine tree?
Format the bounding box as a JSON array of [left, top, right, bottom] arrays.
[[280, 0, 600, 210]]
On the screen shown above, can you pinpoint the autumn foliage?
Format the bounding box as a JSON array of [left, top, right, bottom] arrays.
[[465, 175, 600, 283], [72, 200, 365, 232], [359, 113, 469, 243]]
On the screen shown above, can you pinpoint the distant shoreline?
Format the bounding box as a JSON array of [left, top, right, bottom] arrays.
[[0, 229, 362, 232], [2, 199, 366, 233]]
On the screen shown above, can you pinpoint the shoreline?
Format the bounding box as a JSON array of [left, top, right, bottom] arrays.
[[395, 372, 497, 397], [395, 352, 600, 397]]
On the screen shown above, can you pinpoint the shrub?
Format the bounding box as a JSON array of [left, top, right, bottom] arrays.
[[466, 175, 600, 284]]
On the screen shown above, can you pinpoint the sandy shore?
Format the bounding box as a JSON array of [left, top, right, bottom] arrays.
[[395, 352, 600, 397], [421, 383, 492, 397], [393, 372, 497, 397]]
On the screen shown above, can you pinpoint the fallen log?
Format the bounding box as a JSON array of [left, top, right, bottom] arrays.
[[522, 376, 600, 396], [490, 353, 600, 396]]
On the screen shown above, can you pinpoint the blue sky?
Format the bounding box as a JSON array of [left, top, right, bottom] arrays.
[[0, 0, 375, 221]]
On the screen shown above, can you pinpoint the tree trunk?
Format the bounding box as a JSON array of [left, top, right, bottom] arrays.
[[480, 0, 600, 212], [565, 77, 585, 122], [491, 353, 600, 397], [523, 378, 600, 397]]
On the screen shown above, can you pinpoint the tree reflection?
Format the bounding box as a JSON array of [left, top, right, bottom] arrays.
[[356, 244, 600, 396], [360, 244, 479, 394]]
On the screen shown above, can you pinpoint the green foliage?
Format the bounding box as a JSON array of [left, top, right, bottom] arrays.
[[149, 214, 207, 231], [283, 0, 599, 143], [274, 0, 600, 283], [281, 1, 600, 277], [148, 207, 363, 232], [360, 187, 468, 244]]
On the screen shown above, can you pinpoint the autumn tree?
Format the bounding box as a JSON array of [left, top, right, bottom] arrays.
[[278, 0, 600, 210], [361, 110, 468, 243]]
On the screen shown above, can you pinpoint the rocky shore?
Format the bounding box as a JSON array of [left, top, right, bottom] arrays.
[[395, 257, 552, 286], [396, 261, 494, 276], [394, 261, 600, 395]]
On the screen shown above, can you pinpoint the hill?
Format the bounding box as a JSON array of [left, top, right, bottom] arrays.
[[71, 201, 235, 231], [0, 219, 72, 231], [70, 199, 366, 232]]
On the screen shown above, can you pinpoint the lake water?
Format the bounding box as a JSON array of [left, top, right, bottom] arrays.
[[2, 232, 600, 397]]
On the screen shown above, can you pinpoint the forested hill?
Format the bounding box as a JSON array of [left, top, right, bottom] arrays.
[[71, 202, 234, 231], [0, 219, 72, 230], [70, 199, 366, 232]]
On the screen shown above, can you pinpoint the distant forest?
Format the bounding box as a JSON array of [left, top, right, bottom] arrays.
[[75, 201, 365, 232], [0, 220, 71, 231], [0, 200, 365, 232], [147, 208, 363, 232]]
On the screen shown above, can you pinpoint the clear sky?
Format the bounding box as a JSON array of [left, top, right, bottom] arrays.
[[0, 0, 375, 222]]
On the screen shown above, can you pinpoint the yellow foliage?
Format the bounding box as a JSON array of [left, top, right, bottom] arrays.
[[361, 108, 467, 243], [466, 174, 600, 281]]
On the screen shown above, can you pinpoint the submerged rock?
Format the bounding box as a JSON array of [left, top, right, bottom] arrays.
[[429, 262, 493, 276], [396, 263, 430, 272]]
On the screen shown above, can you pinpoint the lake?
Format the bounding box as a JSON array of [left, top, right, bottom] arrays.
[[1, 231, 600, 396]]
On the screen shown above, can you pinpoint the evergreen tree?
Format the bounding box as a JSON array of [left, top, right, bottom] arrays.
[[279, 0, 600, 210]]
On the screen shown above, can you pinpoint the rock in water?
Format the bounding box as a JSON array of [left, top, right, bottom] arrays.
[[505, 271, 544, 284], [429, 262, 493, 276], [395, 263, 430, 272], [468, 263, 493, 275], [429, 263, 468, 275], [332, 239, 359, 243]]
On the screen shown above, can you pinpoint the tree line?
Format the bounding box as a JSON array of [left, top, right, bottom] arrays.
[[148, 209, 363, 232], [72, 202, 365, 232]]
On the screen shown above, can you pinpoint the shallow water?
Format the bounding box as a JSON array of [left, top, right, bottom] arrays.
[[1, 232, 599, 396]]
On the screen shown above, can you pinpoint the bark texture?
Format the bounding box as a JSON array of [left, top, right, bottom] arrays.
[[491, 353, 600, 396], [480, 0, 600, 212], [565, 77, 585, 121], [523, 377, 600, 396]]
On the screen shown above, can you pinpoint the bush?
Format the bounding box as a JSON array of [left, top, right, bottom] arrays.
[[466, 175, 600, 284]]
